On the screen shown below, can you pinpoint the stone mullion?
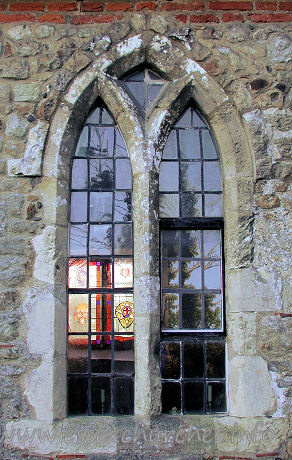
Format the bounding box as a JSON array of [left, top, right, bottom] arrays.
[[133, 168, 161, 418]]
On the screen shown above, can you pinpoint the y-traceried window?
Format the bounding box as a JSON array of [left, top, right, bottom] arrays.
[[159, 106, 226, 414], [67, 104, 134, 415]]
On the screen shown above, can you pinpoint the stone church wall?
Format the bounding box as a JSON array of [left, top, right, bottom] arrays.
[[0, 1, 291, 458]]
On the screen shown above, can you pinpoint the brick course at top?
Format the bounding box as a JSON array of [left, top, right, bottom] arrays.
[[0, 0, 290, 22]]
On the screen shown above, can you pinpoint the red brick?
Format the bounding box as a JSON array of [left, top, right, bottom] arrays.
[[222, 12, 244, 20], [248, 12, 291, 20], [9, 2, 45, 11], [0, 13, 36, 21], [81, 1, 103, 12], [209, 1, 252, 10], [71, 14, 114, 24], [116, 13, 123, 19], [106, 2, 132, 12], [47, 2, 77, 11], [190, 13, 219, 21], [0, 344, 14, 348], [136, 1, 156, 11], [0, 4, 5, 11], [280, 2, 292, 10], [38, 12, 65, 22], [161, 1, 203, 11], [256, 1, 277, 10], [175, 13, 187, 21], [256, 454, 279, 458]]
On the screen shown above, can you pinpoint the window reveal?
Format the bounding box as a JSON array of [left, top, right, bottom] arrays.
[[159, 106, 226, 414], [67, 104, 134, 415]]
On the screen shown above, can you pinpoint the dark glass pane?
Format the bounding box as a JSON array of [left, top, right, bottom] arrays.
[[91, 377, 111, 415], [114, 295, 134, 333], [175, 108, 191, 128], [89, 192, 112, 222], [204, 262, 221, 289], [161, 342, 180, 379], [205, 293, 222, 329], [101, 108, 114, 125], [181, 230, 201, 258], [115, 336, 134, 376], [69, 224, 87, 256], [116, 159, 132, 190], [203, 230, 221, 258], [75, 127, 88, 156], [181, 193, 202, 217], [115, 129, 128, 157], [204, 194, 223, 217], [148, 84, 162, 105], [126, 81, 144, 108], [162, 260, 179, 288], [86, 107, 100, 124], [114, 258, 133, 288], [114, 377, 134, 415], [89, 127, 114, 157], [184, 382, 204, 413], [192, 110, 207, 128], [163, 293, 179, 329], [182, 294, 202, 329], [162, 382, 181, 414], [202, 130, 217, 159], [68, 377, 88, 415], [114, 224, 132, 255], [90, 159, 114, 190], [68, 335, 88, 373], [207, 382, 226, 412], [148, 70, 161, 80], [206, 342, 225, 378], [159, 162, 179, 192], [72, 159, 88, 188], [91, 295, 112, 333], [181, 162, 201, 191], [204, 162, 222, 191], [68, 294, 88, 333], [182, 261, 201, 289], [68, 258, 87, 289], [125, 70, 144, 82], [91, 336, 111, 373], [179, 130, 200, 159], [162, 230, 179, 257], [70, 192, 87, 223], [114, 191, 131, 222], [163, 130, 177, 160], [89, 224, 112, 256], [159, 193, 179, 218], [183, 343, 204, 378]]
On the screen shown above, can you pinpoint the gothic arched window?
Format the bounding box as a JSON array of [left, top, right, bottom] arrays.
[[67, 104, 134, 415], [159, 106, 226, 414]]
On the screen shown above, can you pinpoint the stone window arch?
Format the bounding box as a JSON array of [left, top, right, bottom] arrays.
[[7, 35, 281, 458]]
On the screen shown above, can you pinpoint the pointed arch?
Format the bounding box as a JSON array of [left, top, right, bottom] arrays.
[[39, 32, 256, 420]]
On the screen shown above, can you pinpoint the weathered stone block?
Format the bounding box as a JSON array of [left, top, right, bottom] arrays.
[[229, 356, 276, 416], [16, 41, 41, 57], [7, 25, 32, 41], [13, 83, 41, 102], [0, 58, 30, 79], [35, 25, 54, 39], [0, 255, 27, 286], [8, 121, 49, 176], [5, 113, 29, 139]]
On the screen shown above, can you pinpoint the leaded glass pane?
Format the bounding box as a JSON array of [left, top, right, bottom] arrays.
[[68, 104, 134, 416], [160, 106, 225, 415]]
